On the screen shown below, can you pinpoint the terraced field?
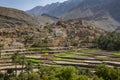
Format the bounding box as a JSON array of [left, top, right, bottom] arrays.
[[0, 47, 120, 73]]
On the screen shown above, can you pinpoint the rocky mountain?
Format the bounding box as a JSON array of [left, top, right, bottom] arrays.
[[0, 7, 37, 28], [27, 0, 120, 22], [60, 0, 120, 31], [0, 6, 56, 27], [41, 13, 59, 21], [61, 0, 120, 21], [81, 11, 120, 31], [27, 0, 120, 31], [0, 6, 106, 48], [27, 0, 83, 16], [0, 7, 54, 48], [31, 14, 56, 26]]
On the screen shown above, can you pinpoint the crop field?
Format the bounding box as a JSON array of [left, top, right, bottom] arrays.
[[0, 47, 120, 74]]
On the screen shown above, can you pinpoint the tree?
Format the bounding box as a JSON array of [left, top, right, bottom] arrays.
[[19, 54, 26, 73], [95, 65, 120, 80], [56, 66, 77, 80], [47, 26, 53, 33], [76, 75, 88, 80], [0, 72, 4, 80], [97, 32, 120, 51], [0, 44, 3, 58], [11, 52, 20, 76], [78, 69, 92, 76], [28, 72, 40, 80], [93, 76, 104, 80], [38, 65, 58, 80], [25, 61, 33, 75], [24, 34, 34, 47]]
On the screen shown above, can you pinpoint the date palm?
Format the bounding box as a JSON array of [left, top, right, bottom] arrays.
[[19, 54, 26, 73], [0, 44, 3, 58], [11, 52, 19, 76]]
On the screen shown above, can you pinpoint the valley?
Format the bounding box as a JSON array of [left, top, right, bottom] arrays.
[[0, 0, 120, 80]]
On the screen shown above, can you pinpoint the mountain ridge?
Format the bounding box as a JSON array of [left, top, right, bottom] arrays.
[[27, 0, 120, 31], [27, 0, 83, 16]]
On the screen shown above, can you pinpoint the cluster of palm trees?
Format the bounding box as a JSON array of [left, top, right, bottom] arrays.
[[11, 52, 26, 76]]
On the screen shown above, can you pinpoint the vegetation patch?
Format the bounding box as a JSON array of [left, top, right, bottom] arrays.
[[41, 49, 55, 53], [26, 59, 41, 63], [54, 51, 76, 57], [1, 55, 11, 59], [51, 58, 74, 62], [96, 57, 110, 61], [78, 49, 101, 53], [27, 48, 42, 51], [113, 52, 120, 56], [97, 32, 120, 51]]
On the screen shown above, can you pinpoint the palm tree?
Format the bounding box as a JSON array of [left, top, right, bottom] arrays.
[[19, 54, 26, 73], [25, 61, 33, 80], [0, 44, 3, 58], [11, 52, 19, 76], [24, 35, 34, 47], [25, 61, 33, 74]]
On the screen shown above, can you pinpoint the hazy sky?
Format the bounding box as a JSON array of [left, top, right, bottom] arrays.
[[0, 0, 68, 11]]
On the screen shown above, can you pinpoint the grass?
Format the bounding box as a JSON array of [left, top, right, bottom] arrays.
[[26, 59, 41, 63], [78, 49, 101, 53], [51, 58, 63, 61], [54, 51, 76, 57], [42, 49, 56, 53], [96, 57, 110, 61], [113, 52, 120, 57], [51, 58, 78, 62], [1, 55, 11, 59], [27, 48, 42, 51], [75, 56, 90, 58], [28, 47, 52, 52]]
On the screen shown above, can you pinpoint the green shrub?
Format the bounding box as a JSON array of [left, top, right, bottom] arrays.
[[56, 66, 77, 80], [93, 76, 104, 80], [95, 65, 120, 80], [113, 52, 120, 56], [27, 48, 41, 51], [97, 32, 120, 51], [77, 75, 88, 80]]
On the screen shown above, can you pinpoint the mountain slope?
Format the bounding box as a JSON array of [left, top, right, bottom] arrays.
[[0, 7, 36, 27], [0, 6, 107, 48], [83, 11, 120, 31], [27, 2, 60, 16], [31, 14, 55, 26], [27, 0, 83, 16], [61, 0, 120, 21], [0, 7, 56, 27], [60, 0, 120, 31]]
